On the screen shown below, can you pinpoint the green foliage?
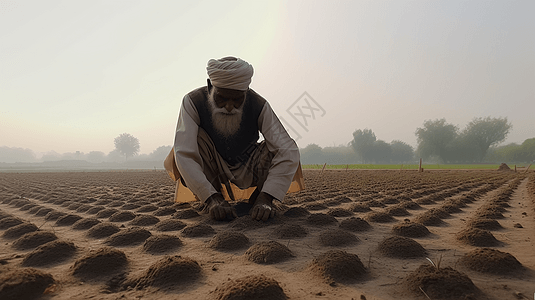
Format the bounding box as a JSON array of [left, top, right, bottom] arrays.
[[114, 133, 140, 160], [462, 117, 512, 162], [415, 118, 458, 162], [390, 140, 414, 163], [350, 129, 376, 163]]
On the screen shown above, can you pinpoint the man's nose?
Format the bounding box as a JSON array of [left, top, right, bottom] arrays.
[[225, 103, 234, 112]]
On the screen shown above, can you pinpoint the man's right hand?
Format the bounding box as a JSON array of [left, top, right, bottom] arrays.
[[206, 193, 237, 221]]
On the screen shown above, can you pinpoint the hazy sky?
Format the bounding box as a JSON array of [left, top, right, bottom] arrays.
[[1, 0, 534, 156]]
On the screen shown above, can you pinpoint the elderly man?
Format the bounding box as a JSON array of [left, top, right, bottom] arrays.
[[164, 56, 304, 221]]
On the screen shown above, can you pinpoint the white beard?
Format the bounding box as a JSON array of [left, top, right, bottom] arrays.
[[208, 91, 244, 138]]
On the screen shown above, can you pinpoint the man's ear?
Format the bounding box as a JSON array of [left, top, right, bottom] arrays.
[[207, 79, 212, 92]]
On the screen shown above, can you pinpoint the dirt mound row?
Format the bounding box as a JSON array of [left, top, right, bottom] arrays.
[[308, 250, 367, 284], [318, 229, 358, 247], [213, 274, 287, 300], [0, 216, 24, 230], [459, 248, 524, 274], [181, 223, 215, 237], [127, 256, 201, 289], [172, 208, 201, 219], [143, 235, 183, 254], [403, 264, 479, 299], [364, 211, 395, 223], [87, 222, 121, 239], [0, 268, 55, 300], [109, 211, 137, 222], [22, 240, 77, 267], [209, 231, 250, 251], [244, 241, 293, 264], [72, 218, 101, 230], [456, 228, 501, 247], [12, 231, 58, 250], [306, 213, 338, 226], [106, 227, 152, 246], [2, 222, 39, 239], [155, 219, 187, 232], [130, 215, 160, 226], [326, 208, 353, 217], [392, 222, 430, 238], [378, 236, 426, 258], [272, 224, 308, 239], [71, 247, 128, 280], [55, 214, 83, 226]]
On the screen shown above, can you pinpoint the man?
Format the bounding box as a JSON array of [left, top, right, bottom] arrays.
[[164, 56, 304, 221]]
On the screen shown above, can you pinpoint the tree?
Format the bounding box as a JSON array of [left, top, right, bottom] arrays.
[[371, 140, 392, 163], [415, 119, 458, 163], [350, 129, 377, 163], [300, 144, 324, 164], [390, 140, 414, 163], [114, 133, 140, 160], [461, 117, 512, 162], [149, 145, 173, 161]]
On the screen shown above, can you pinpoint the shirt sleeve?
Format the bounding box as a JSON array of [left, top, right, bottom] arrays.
[[174, 95, 218, 202], [258, 101, 300, 201]]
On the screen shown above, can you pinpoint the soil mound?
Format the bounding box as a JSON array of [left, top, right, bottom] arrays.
[[306, 213, 338, 226], [0, 217, 24, 230], [22, 240, 77, 267], [339, 217, 371, 232], [75, 204, 92, 213], [213, 274, 287, 300], [108, 200, 125, 207], [86, 206, 105, 214], [3, 223, 38, 239], [72, 218, 101, 230], [96, 208, 118, 218], [303, 203, 328, 211], [364, 211, 395, 223], [181, 223, 215, 237], [229, 216, 271, 231], [392, 222, 431, 238], [128, 256, 201, 289], [153, 207, 176, 216], [272, 224, 307, 239], [467, 218, 503, 231], [349, 203, 371, 212], [326, 208, 353, 217], [44, 210, 67, 221], [55, 214, 83, 226], [130, 215, 160, 226], [137, 204, 158, 213], [0, 268, 55, 300], [142, 235, 183, 254], [209, 231, 250, 251], [121, 203, 140, 210], [282, 207, 310, 218], [71, 247, 128, 280], [403, 264, 479, 299], [497, 163, 511, 171], [13, 231, 58, 250], [19, 203, 38, 211], [399, 201, 422, 210], [459, 248, 524, 274], [413, 213, 444, 226], [106, 227, 152, 246], [456, 228, 501, 247], [35, 207, 53, 216], [109, 211, 137, 222], [67, 203, 82, 210], [244, 241, 293, 264], [318, 229, 358, 247], [27, 206, 44, 214], [155, 219, 187, 232], [87, 222, 121, 239], [384, 206, 410, 217], [378, 236, 426, 258], [172, 209, 201, 219], [308, 250, 366, 284]]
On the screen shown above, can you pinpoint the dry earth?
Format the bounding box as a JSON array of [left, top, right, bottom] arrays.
[[0, 169, 534, 300]]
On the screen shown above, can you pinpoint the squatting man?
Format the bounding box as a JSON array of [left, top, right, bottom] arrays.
[[165, 56, 304, 221]]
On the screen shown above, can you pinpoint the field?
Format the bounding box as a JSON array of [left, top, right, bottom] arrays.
[[303, 164, 532, 170], [0, 169, 534, 299]]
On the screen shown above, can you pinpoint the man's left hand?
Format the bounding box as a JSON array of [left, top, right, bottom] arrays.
[[250, 192, 275, 221]]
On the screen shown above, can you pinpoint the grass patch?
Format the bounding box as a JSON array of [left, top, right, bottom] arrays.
[[302, 164, 502, 170]]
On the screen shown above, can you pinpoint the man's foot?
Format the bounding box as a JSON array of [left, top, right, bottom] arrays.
[[205, 193, 237, 221], [250, 192, 275, 221]]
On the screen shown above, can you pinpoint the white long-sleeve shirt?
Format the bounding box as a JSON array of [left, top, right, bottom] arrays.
[[173, 93, 300, 202]]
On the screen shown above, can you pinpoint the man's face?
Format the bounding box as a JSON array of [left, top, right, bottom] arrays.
[[212, 87, 246, 113]]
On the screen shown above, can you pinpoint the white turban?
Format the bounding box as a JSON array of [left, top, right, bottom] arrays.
[[206, 56, 254, 91]]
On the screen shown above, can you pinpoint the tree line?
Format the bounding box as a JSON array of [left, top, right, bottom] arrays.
[[300, 116, 534, 165]]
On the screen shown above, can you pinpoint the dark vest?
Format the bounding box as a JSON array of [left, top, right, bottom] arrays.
[[188, 87, 266, 166]]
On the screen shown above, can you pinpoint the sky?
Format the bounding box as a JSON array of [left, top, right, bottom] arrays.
[[1, 0, 534, 157]]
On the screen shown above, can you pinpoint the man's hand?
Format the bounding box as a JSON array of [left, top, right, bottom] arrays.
[[206, 193, 237, 221], [250, 192, 275, 221]]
